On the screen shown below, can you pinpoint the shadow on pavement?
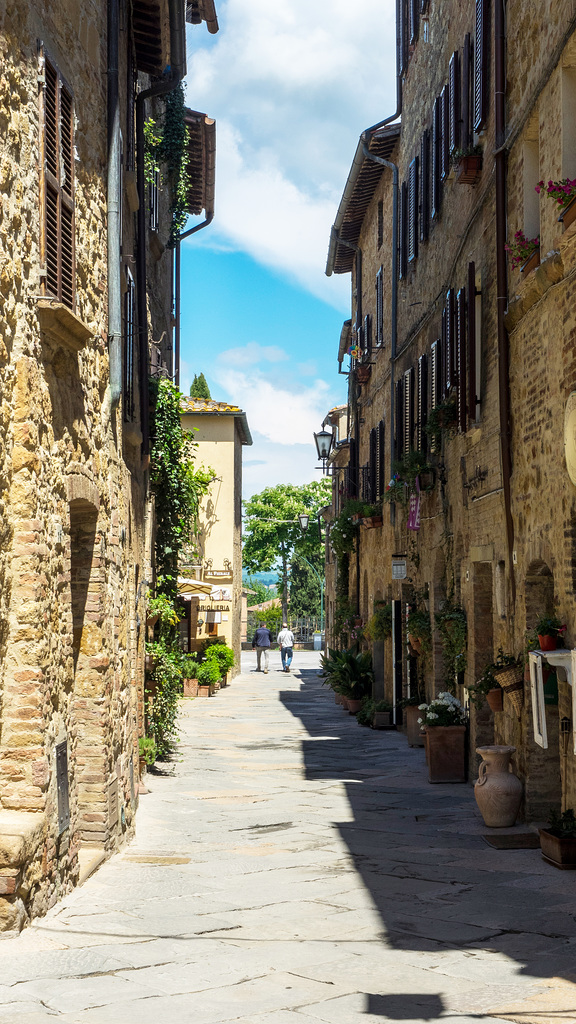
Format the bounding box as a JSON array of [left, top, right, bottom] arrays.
[[280, 670, 576, 1019]]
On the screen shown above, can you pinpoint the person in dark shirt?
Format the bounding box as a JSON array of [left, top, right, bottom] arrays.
[[252, 621, 272, 673]]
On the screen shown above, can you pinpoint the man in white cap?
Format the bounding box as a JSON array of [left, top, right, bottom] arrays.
[[277, 622, 295, 673]]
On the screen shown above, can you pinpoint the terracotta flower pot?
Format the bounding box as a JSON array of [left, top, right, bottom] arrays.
[[538, 634, 557, 651], [539, 828, 576, 869], [362, 516, 383, 528], [456, 154, 483, 184], [356, 365, 371, 384], [405, 704, 425, 747], [347, 698, 363, 714], [372, 711, 393, 729], [521, 248, 540, 277], [334, 692, 345, 706], [425, 725, 466, 783], [486, 687, 503, 713], [183, 678, 198, 697], [197, 685, 212, 697], [559, 196, 576, 231]]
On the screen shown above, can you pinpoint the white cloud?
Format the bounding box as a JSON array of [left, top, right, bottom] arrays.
[[185, 0, 396, 307], [214, 363, 331, 445], [241, 436, 322, 497], [223, 341, 288, 366]]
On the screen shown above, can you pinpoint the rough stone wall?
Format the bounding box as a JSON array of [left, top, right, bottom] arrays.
[[327, 1, 576, 812], [0, 0, 150, 929]]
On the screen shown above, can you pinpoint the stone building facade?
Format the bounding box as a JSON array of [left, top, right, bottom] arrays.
[[325, 0, 576, 820], [178, 398, 252, 675], [0, 0, 217, 929]]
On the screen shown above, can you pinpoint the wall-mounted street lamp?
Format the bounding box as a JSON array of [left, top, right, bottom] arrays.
[[314, 427, 333, 463], [298, 513, 310, 533]]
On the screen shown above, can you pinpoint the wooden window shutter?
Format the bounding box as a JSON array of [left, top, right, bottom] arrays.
[[403, 367, 414, 455], [376, 267, 384, 346], [395, 379, 404, 461], [408, 157, 418, 263], [348, 435, 358, 498], [467, 261, 477, 424], [441, 307, 448, 396], [398, 0, 408, 77], [417, 353, 428, 452], [445, 288, 455, 390], [409, 0, 419, 45], [420, 0, 429, 12], [474, 0, 489, 132], [456, 287, 467, 432], [377, 200, 384, 248], [431, 97, 441, 219], [378, 420, 385, 498], [356, 324, 363, 357], [123, 267, 136, 421], [440, 85, 450, 181], [369, 428, 377, 503], [364, 313, 372, 355], [420, 130, 429, 242], [43, 55, 75, 309], [449, 51, 460, 154], [430, 340, 440, 453], [126, 43, 136, 171], [399, 181, 408, 279], [461, 34, 472, 152]]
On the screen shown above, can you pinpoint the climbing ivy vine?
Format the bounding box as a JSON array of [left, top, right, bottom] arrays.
[[143, 82, 192, 246]]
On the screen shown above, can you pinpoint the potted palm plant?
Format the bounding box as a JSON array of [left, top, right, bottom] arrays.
[[419, 692, 467, 783], [337, 650, 374, 713], [539, 808, 576, 869]]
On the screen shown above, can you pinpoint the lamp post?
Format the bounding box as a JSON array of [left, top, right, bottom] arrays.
[[314, 426, 333, 473]]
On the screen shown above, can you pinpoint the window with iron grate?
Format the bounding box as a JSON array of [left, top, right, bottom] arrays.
[[42, 52, 75, 308]]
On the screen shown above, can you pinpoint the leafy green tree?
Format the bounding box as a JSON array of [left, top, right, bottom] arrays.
[[289, 558, 321, 620], [245, 575, 277, 605], [243, 480, 331, 620], [190, 373, 211, 400]]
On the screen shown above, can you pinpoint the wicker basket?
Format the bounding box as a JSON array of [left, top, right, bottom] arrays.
[[493, 665, 524, 717]]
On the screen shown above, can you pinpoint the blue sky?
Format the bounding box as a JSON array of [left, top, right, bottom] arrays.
[[181, 0, 396, 495]]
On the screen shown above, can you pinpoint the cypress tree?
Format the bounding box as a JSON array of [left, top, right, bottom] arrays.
[[190, 373, 211, 400]]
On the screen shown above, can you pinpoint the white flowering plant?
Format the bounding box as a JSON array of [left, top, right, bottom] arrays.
[[417, 692, 467, 727]]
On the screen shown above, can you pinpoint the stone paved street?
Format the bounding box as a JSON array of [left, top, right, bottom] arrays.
[[0, 653, 575, 1023]]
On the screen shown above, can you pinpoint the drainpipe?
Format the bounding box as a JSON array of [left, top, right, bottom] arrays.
[[494, 0, 516, 604], [135, 0, 186, 458], [174, 211, 213, 389], [107, 0, 122, 408]]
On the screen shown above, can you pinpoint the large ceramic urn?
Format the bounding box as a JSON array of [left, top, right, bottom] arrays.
[[474, 745, 522, 827]]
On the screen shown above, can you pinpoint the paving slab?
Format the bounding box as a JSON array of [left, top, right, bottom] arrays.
[[0, 653, 574, 1022]]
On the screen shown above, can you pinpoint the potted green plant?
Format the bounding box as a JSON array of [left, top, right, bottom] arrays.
[[535, 615, 566, 652], [453, 144, 483, 184], [196, 659, 220, 696], [337, 650, 374, 713], [407, 608, 432, 657], [182, 655, 200, 697], [361, 502, 383, 528], [536, 177, 576, 230], [425, 396, 458, 443], [539, 808, 576, 869], [364, 602, 393, 642], [505, 229, 540, 275], [468, 648, 516, 712], [205, 643, 235, 684], [371, 699, 394, 729], [398, 694, 426, 746], [138, 736, 156, 776], [419, 692, 467, 783]]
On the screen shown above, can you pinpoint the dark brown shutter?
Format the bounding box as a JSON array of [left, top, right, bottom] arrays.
[[474, 0, 489, 132], [398, 0, 408, 76], [449, 51, 460, 154], [399, 181, 408, 279], [441, 307, 448, 396], [409, 0, 419, 45], [403, 367, 414, 455], [417, 353, 428, 452], [408, 157, 418, 263], [377, 200, 384, 248], [44, 55, 75, 309], [369, 428, 378, 502], [440, 85, 449, 180], [461, 34, 472, 152], [420, 0, 429, 11], [431, 97, 441, 219], [467, 261, 477, 424], [364, 313, 372, 356], [349, 435, 358, 498], [126, 45, 136, 171], [456, 288, 467, 432], [376, 267, 384, 345], [430, 340, 440, 453], [395, 379, 404, 461], [378, 420, 385, 497], [419, 130, 429, 242], [446, 288, 455, 390], [123, 268, 136, 421]]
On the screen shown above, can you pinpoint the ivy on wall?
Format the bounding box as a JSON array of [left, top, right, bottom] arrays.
[[143, 82, 192, 246]]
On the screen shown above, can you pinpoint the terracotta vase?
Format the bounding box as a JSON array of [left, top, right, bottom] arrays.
[[539, 829, 576, 869], [405, 704, 425, 747], [486, 687, 503, 713], [425, 725, 466, 783], [538, 634, 557, 651], [474, 745, 522, 827]]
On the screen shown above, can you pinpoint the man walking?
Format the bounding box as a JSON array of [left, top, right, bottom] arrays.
[[252, 621, 272, 673], [277, 622, 295, 673]]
